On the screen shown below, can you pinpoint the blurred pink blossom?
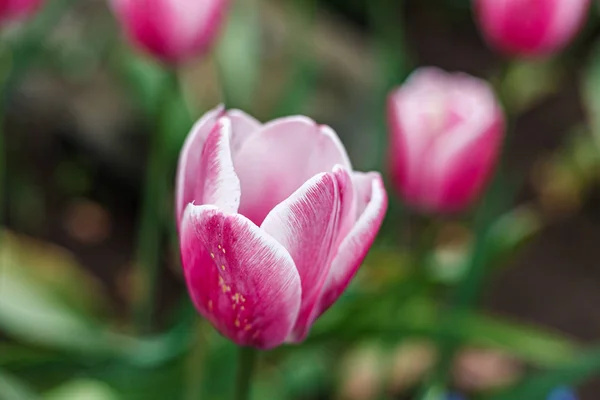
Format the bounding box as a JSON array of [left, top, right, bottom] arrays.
[[111, 0, 229, 64], [0, 0, 43, 23], [387, 67, 504, 214], [474, 0, 590, 57], [176, 106, 387, 349]]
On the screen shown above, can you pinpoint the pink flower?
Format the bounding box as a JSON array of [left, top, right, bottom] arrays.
[[387, 67, 504, 214], [0, 0, 43, 23], [473, 0, 590, 58], [111, 0, 229, 64], [176, 106, 387, 349]]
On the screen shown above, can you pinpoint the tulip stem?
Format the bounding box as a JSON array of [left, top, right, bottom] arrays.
[[415, 166, 510, 400], [234, 347, 257, 400], [134, 70, 179, 333]]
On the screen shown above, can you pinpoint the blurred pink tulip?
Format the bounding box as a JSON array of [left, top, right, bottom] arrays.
[[0, 0, 43, 23], [474, 0, 590, 57], [176, 106, 387, 349], [111, 0, 229, 64], [387, 67, 504, 214]]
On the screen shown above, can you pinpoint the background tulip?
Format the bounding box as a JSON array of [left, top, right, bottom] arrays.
[[0, 0, 43, 23], [176, 106, 387, 349], [473, 0, 590, 58], [387, 67, 504, 214], [110, 0, 229, 64]]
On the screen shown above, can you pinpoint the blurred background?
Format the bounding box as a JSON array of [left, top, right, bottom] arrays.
[[3, 0, 600, 399]]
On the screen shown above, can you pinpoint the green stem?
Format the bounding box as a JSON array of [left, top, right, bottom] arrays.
[[417, 155, 514, 400], [234, 347, 257, 400], [415, 60, 521, 399], [415, 208, 496, 400], [133, 70, 179, 333]]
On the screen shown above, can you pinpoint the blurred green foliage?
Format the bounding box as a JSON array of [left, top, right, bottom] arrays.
[[2, 0, 600, 399]]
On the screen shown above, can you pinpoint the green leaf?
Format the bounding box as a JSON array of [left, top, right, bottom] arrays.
[[484, 347, 600, 400], [43, 379, 119, 400], [99, 359, 187, 400], [0, 232, 113, 354], [307, 298, 577, 368], [0, 370, 40, 400], [454, 313, 577, 368], [428, 206, 542, 285]]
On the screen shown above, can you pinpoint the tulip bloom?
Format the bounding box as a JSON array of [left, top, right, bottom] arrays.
[[0, 0, 43, 23], [176, 106, 387, 349], [473, 0, 590, 57], [111, 0, 229, 64], [387, 67, 504, 214]]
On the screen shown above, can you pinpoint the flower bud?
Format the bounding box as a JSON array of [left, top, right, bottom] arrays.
[[0, 0, 43, 24], [387, 67, 504, 214], [111, 0, 230, 64], [474, 0, 590, 57]]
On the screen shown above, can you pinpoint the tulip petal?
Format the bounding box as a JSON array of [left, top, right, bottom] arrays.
[[387, 68, 451, 207], [261, 172, 341, 342], [432, 117, 503, 212], [388, 68, 503, 213], [177, 116, 241, 233], [234, 117, 352, 225], [180, 204, 302, 349], [176, 105, 224, 222], [112, 0, 229, 63], [427, 75, 504, 212], [200, 118, 241, 212], [112, 0, 175, 62], [317, 172, 387, 318], [332, 165, 357, 249], [227, 109, 262, 153], [168, 0, 229, 61]]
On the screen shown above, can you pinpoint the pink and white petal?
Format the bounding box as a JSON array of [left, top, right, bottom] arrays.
[[176, 104, 224, 223], [168, 0, 229, 61], [387, 69, 450, 206], [316, 172, 387, 319], [426, 81, 503, 212], [234, 116, 351, 225], [111, 0, 176, 62], [177, 116, 241, 232], [227, 109, 262, 154], [180, 204, 301, 349], [332, 165, 357, 248], [432, 116, 503, 212], [197, 117, 241, 213], [260, 172, 340, 342]]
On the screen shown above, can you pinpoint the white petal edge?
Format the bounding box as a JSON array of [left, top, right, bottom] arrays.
[[176, 104, 224, 223], [316, 173, 388, 318]]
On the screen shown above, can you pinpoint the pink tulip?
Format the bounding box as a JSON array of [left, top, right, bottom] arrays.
[[474, 0, 590, 57], [387, 67, 504, 214], [0, 0, 43, 23], [176, 106, 387, 349], [111, 0, 229, 64]]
